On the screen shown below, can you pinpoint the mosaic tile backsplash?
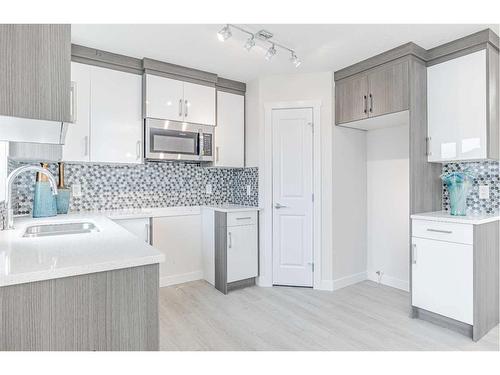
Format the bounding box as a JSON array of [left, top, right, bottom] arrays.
[[7, 160, 258, 216], [442, 161, 499, 214]]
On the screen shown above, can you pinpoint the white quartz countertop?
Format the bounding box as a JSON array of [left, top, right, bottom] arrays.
[[0, 213, 165, 287], [411, 211, 500, 225], [86, 204, 260, 219], [202, 204, 262, 213]]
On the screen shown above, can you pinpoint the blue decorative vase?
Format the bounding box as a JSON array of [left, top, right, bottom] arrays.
[[441, 171, 474, 216], [56, 188, 70, 214], [33, 181, 57, 218]]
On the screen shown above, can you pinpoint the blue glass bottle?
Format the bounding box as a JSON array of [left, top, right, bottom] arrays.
[[32, 163, 57, 218]]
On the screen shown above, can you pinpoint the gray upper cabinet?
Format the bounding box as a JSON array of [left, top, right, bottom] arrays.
[[335, 73, 368, 124], [367, 60, 409, 118], [335, 59, 409, 125], [0, 24, 71, 122]]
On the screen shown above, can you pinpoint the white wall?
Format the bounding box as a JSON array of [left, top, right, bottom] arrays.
[[332, 126, 367, 289], [366, 124, 410, 291], [246, 71, 333, 288]]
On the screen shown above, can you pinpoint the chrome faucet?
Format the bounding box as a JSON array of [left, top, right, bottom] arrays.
[[4, 165, 58, 230]]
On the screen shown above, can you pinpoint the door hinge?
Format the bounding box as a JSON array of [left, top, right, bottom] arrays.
[[310, 262, 314, 272]]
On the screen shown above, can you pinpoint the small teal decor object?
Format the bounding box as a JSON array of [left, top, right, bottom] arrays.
[[441, 170, 474, 216], [33, 181, 57, 218], [56, 188, 70, 214]]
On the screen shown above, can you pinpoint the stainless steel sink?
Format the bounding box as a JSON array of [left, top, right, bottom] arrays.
[[22, 222, 100, 238]]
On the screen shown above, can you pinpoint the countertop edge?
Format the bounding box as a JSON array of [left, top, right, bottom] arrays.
[[410, 213, 500, 225], [0, 254, 165, 288]]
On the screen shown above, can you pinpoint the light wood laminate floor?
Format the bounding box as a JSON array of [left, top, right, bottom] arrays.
[[159, 280, 499, 351]]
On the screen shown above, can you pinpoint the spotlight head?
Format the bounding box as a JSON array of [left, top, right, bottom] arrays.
[[217, 25, 232, 42], [290, 52, 301, 67], [265, 44, 277, 61], [244, 36, 256, 51]]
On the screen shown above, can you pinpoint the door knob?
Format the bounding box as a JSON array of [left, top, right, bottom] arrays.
[[274, 203, 288, 209]]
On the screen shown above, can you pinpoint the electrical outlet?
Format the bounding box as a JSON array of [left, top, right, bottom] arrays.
[[205, 184, 213, 195], [72, 184, 82, 198], [246, 185, 251, 196], [479, 185, 490, 200]]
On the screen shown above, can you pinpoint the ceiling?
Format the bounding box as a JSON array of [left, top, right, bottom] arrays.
[[71, 24, 499, 83]]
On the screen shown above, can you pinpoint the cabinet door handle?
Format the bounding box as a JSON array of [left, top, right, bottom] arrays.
[[412, 244, 417, 264], [83, 136, 89, 157], [426, 228, 452, 234], [216, 146, 220, 162], [70, 81, 77, 123], [426, 137, 432, 156], [179, 99, 183, 117], [228, 232, 232, 248], [369, 94, 373, 113], [145, 223, 150, 243], [136, 140, 141, 160], [363, 95, 367, 114], [185, 100, 189, 117]]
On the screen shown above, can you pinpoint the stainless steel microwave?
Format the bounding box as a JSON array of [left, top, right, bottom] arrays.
[[145, 118, 214, 162]]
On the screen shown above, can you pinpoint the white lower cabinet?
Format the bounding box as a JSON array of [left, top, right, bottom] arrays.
[[202, 208, 258, 293], [113, 218, 151, 244], [411, 217, 499, 341], [412, 236, 473, 324], [227, 221, 258, 283]]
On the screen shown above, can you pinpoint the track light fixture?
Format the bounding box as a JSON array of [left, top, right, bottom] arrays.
[[217, 25, 232, 42], [217, 24, 301, 67]]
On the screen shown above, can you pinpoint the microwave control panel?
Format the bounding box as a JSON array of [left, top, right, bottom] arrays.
[[202, 134, 213, 156]]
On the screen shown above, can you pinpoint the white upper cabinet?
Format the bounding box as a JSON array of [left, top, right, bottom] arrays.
[[144, 74, 184, 121], [144, 74, 216, 126], [90, 67, 142, 164], [63, 63, 142, 164], [183, 81, 216, 126], [427, 49, 498, 162], [215, 91, 245, 168], [62, 62, 91, 163]]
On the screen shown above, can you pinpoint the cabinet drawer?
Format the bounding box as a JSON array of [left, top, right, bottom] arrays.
[[412, 219, 473, 245], [227, 211, 257, 226]]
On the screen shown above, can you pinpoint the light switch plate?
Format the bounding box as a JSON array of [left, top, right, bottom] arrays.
[[72, 183, 82, 198], [479, 185, 490, 200], [246, 185, 252, 196], [205, 184, 213, 195]]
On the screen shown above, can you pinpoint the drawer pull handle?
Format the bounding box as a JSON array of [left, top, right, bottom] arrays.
[[236, 217, 252, 220], [427, 229, 452, 234]]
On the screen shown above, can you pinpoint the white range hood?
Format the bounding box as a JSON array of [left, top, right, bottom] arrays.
[[0, 115, 68, 145]]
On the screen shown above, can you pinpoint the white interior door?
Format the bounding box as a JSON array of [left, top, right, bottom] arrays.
[[272, 108, 314, 287]]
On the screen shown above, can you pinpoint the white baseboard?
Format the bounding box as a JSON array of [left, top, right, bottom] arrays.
[[332, 271, 368, 291], [316, 279, 334, 291], [367, 271, 409, 292], [160, 270, 204, 288]]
